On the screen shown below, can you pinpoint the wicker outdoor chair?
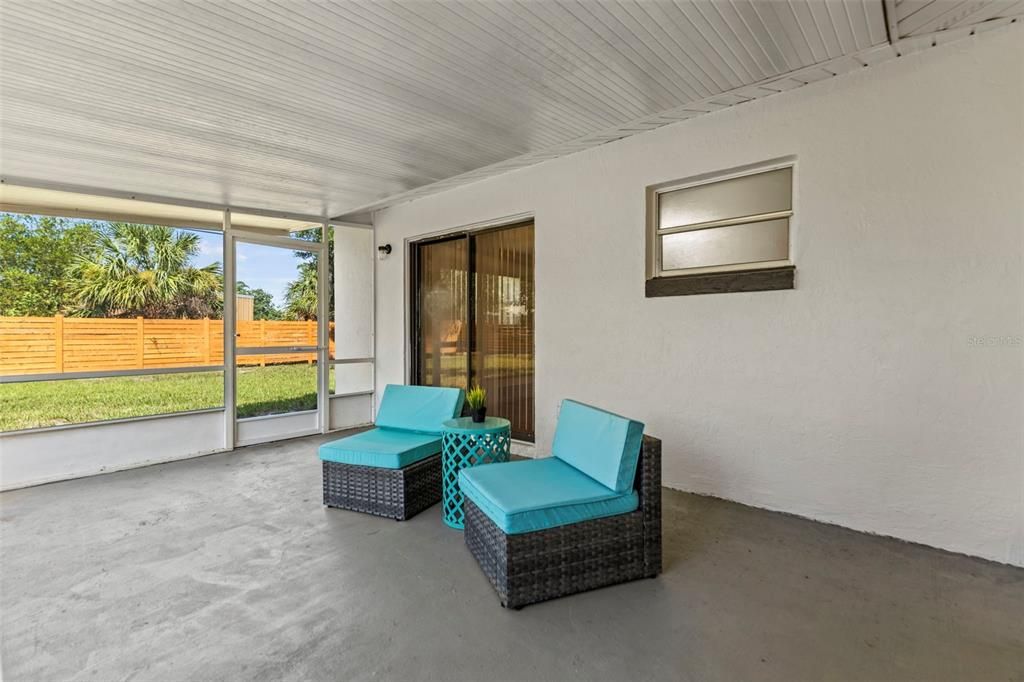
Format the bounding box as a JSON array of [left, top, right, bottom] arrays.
[[319, 384, 464, 520], [460, 399, 662, 609]]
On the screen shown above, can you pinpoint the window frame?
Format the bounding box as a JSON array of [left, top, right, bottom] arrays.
[[1, 203, 374, 441], [0, 217, 230, 433], [645, 159, 796, 295]]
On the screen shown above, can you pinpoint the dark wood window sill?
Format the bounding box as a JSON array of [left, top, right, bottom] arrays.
[[645, 265, 795, 297]]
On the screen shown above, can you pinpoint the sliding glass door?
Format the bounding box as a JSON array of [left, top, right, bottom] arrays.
[[472, 225, 535, 441], [411, 221, 534, 441]]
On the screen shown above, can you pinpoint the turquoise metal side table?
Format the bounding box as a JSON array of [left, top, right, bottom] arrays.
[[441, 416, 512, 530]]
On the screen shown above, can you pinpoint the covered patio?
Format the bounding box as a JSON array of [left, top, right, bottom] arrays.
[[1, 1, 1023, 680]]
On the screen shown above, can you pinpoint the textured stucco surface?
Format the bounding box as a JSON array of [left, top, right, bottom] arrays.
[[0, 410, 226, 491], [372, 27, 1024, 566], [2, 433, 1022, 681]]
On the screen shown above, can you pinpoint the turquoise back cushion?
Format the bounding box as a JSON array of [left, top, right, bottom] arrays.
[[552, 399, 644, 493], [375, 384, 465, 435]]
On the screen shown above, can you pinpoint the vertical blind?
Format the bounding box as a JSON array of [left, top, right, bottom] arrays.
[[415, 236, 469, 391], [473, 224, 535, 441], [413, 222, 535, 441]]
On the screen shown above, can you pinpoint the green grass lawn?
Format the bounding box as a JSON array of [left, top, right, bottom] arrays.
[[0, 364, 335, 431], [1, 355, 532, 432]]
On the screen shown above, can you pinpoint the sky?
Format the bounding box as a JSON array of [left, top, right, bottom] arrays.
[[192, 232, 302, 308]]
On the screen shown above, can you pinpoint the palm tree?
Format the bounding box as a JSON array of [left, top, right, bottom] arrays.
[[284, 262, 318, 320], [71, 223, 222, 318]]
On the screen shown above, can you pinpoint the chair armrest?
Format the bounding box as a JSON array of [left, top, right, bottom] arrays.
[[637, 434, 663, 575]]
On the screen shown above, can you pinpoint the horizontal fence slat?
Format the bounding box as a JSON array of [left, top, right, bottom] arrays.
[[1, 317, 335, 377]]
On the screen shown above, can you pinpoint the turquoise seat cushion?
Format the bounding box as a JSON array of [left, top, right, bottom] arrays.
[[552, 399, 644, 493], [459, 457, 638, 535], [318, 428, 441, 469], [374, 384, 465, 435]]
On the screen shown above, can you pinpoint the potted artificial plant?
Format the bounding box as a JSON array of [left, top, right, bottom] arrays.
[[466, 385, 487, 423]]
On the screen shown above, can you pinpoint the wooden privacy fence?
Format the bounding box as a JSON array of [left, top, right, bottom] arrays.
[[0, 316, 335, 376]]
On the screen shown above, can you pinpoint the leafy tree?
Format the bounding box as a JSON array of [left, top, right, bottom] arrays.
[[283, 262, 318, 320], [0, 214, 101, 316], [291, 226, 332, 262], [70, 223, 222, 318], [236, 281, 281, 320], [291, 226, 333, 321]]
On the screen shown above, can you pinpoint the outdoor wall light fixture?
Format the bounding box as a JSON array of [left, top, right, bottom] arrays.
[[377, 243, 392, 260]]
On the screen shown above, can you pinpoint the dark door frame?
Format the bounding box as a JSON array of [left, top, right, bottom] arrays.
[[408, 232, 470, 392], [408, 220, 535, 441]]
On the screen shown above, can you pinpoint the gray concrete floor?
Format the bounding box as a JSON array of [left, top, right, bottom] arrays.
[[1, 431, 1022, 682]]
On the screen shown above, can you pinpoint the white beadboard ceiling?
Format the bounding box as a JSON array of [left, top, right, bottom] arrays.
[[0, 1, 1020, 226], [893, 0, 1024, 36]]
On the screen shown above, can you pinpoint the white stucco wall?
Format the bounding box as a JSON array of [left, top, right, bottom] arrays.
[[0, 411, 227, 490], [334, 226, 375, 360], [372, 28, 1024, 566]]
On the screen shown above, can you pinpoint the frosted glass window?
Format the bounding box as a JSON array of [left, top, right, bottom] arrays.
[[650, 164, 793, 276], [659, 167, 792, 230], [660, 219, 789, 271]]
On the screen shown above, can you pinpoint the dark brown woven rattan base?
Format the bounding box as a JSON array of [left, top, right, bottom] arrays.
[[464, 435, 662, 609], [322, 455, 441, 521]]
